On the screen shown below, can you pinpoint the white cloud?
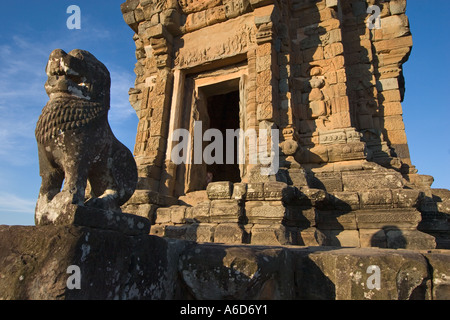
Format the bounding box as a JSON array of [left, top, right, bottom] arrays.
[[109, 68, 136, 122], [0, 192, 36, 214]]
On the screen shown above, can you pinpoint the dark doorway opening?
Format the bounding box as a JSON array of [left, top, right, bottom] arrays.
[[206, 90, 241, 183]]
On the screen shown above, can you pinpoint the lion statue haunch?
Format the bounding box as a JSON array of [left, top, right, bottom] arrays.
[[35, 49, 138, 226]]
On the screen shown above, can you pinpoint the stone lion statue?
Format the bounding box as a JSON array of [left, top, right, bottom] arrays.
[[35, 49, 137, 225]]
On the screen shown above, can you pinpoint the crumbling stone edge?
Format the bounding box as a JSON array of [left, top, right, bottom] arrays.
[[0, 224, 448, 300]]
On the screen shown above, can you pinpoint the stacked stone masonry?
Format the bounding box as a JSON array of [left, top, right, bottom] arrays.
[[121, 0, 450, 249]]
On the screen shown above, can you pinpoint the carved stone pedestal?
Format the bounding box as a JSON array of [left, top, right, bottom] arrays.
[[39, 204, 151, 236], [148, 177, 439, 249]]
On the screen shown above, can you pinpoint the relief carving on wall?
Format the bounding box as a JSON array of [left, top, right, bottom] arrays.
[[178, 0, 222, 14], [174, 24, 256, 69]]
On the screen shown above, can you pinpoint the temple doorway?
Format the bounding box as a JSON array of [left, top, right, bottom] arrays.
[[206, 90, 241, 184], [172, 67, 248, 196]]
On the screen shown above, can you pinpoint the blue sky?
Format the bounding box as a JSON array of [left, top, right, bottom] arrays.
[[0, 1, 448, 226]]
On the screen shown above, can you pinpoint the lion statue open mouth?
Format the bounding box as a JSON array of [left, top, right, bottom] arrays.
[[35, 49, 138, 226]]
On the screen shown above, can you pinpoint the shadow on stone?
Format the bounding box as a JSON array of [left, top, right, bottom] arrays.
[[371, 225, 405, 249]]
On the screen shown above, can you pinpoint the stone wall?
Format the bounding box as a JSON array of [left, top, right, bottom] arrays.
[[0, 225, 449, 300], [146, 179, 441, 249], [121, 0, 413, 180], [119, 0, 449, 249]]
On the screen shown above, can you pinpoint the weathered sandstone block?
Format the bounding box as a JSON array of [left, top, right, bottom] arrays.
[[1, 225, 448, 300]]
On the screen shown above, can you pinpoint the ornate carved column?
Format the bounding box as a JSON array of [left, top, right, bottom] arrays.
[[290, 0, 368, 172]]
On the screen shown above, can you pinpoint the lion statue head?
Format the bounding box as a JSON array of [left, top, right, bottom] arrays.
[[36, 49, 111, 144], [44, 49, 110, 104]]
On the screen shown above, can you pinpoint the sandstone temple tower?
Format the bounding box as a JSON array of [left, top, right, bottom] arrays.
[[120, 0, 449, 249]]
